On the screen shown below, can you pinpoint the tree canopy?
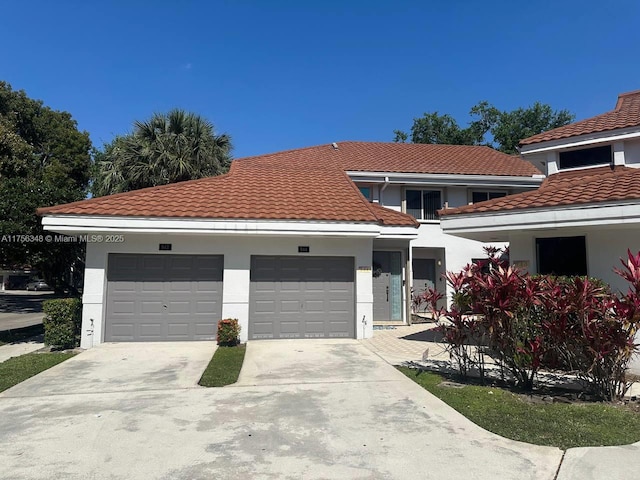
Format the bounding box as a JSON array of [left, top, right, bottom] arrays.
[[394, 101, 575, 154], [0, 81, 92, 289], [93, 109, 232, 196]]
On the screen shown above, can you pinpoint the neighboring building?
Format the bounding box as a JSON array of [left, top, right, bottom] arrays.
[[38, 141, 542, 347], [440, 89, 640, 294]]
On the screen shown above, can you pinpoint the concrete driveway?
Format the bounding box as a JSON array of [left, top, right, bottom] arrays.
[[0, 339, 567, 480], [3, 342, 216, 396]]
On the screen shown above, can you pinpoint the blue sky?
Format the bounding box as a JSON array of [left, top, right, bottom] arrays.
[[2, 1, 639, 158]]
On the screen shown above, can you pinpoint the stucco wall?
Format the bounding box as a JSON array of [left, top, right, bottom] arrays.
[[507, 227, 640, 293], [624, 139, 640, 166], [81, 234, 374, 348]]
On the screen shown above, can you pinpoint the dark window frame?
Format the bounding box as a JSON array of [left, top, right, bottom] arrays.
[[405, 188, 443, 221], [471, 190, 508, 204], [536, 236, 588, 277], [558, 145, 612, 170]]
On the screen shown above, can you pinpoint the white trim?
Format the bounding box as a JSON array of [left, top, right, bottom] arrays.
[[346, 171, 544, 188], [440, 201, 640, 239], [520, 126, 640, 155], [41, 215, 418, 239]]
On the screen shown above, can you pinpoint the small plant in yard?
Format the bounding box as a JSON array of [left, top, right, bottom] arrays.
[[217, 318, 241, 346], [42, 298, 82, 349]]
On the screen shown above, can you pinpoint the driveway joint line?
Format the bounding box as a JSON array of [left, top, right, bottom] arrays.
[[553, 450, 566, 480]]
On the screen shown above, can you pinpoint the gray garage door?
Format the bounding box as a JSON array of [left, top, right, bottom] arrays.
[[105, 254, 223, 342], [249, 256, 355, 339]]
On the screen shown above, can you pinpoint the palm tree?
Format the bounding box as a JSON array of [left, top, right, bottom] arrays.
[[93, 109, 232, 196]]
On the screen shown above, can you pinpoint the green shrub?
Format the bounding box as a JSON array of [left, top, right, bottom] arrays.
[[217, 318, 240, 346], [42, 298, 82, 349]]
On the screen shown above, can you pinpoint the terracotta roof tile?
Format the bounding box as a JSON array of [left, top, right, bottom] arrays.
[[520, 90, 640, 146], [237, 141, 541, 176], [38, 142, 540, 225], [440, 166, 640, 216]]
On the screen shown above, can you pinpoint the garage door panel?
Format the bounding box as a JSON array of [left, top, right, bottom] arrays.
[[167, 301, 191, 314], [280, 300, 301, 312], [195, 300, 219, 314], [139, 323, 163, 339], [140, 301, 163, 314], [109, 323, 135, 340], [105, 254, 223, 342], [249, 256, 354, 340], [140, 282, 164, 293], [111, 300, 136, 315], [167, 323, 190, 337]]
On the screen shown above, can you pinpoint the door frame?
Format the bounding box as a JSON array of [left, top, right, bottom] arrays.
[[372, 249, 408, 323]]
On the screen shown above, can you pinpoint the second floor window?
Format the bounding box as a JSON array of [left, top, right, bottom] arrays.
[[472, 191, 507, 204], [358, 186, 371, 200], [406, 189, 441, 221], [558, 145, 611, 170]]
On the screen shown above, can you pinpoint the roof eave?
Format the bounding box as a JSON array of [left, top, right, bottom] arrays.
[[520, 126, 640, 154]]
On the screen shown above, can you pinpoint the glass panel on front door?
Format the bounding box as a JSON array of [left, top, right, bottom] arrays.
[[372, 251, 403, 321]]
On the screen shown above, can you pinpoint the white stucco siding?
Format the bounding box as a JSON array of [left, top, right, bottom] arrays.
[[446, 187, 468, 208], [585, 228, 640, 294], [412, 223, 505, 302], [624, 139, 640, 166], [80, 234, 374, 348], [507, 227, 640, 293], [380, 185, 402, 211]]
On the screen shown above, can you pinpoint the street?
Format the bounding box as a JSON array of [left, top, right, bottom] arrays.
[[0, 291, 54, 331]]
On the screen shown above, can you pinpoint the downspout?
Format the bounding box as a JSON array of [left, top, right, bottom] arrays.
[[379, 176, 390, 204]]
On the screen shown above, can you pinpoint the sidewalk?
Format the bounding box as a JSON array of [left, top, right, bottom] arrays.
[[0, 336, 44, 363], [360, 323, 640, 480]]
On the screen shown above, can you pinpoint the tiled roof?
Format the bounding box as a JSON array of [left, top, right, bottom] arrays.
[[38, 141, 539, 224], [439, 166, 640, 216], [237, 141, 541, 176], [520, 90, 640, 146]]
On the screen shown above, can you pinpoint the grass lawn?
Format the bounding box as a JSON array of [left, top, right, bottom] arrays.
[[0, 352, 76, 393], [398, 366, 640, 450], [0, 324, 44, 346], [199, 344, 246, 387]]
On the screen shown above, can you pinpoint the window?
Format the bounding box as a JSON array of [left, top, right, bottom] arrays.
[[358, 186, 371, 200], [558, 145, 611, 170], [536, 236, 587, 276], [406, 189, 442, 220], [471, 191, 507, 204]]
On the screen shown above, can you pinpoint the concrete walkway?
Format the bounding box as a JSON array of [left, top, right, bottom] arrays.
[[360, 323, 448, 365], [361, 324, 640, 480], [0, 336, 44, 363], [0, 339, 562, 479]]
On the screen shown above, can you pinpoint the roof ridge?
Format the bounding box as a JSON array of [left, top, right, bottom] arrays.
[[233, 143, 335, 162], [616, 89, 640, 110]]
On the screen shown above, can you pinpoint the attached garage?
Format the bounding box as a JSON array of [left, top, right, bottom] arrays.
[[105, 254, 223, 342], [249, 255, 355, 339]]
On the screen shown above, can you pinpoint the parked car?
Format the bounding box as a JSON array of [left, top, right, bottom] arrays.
[[26, 279, 52, 291]]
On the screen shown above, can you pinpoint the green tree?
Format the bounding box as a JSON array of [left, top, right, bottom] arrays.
[[93, 109, 232, 196], [0, 81, 92, 290], [395, 101, 574, 154]]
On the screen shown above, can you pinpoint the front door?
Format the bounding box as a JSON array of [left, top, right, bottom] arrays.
[[412, 258, 436, 297], [372, 251, 403, 321]]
